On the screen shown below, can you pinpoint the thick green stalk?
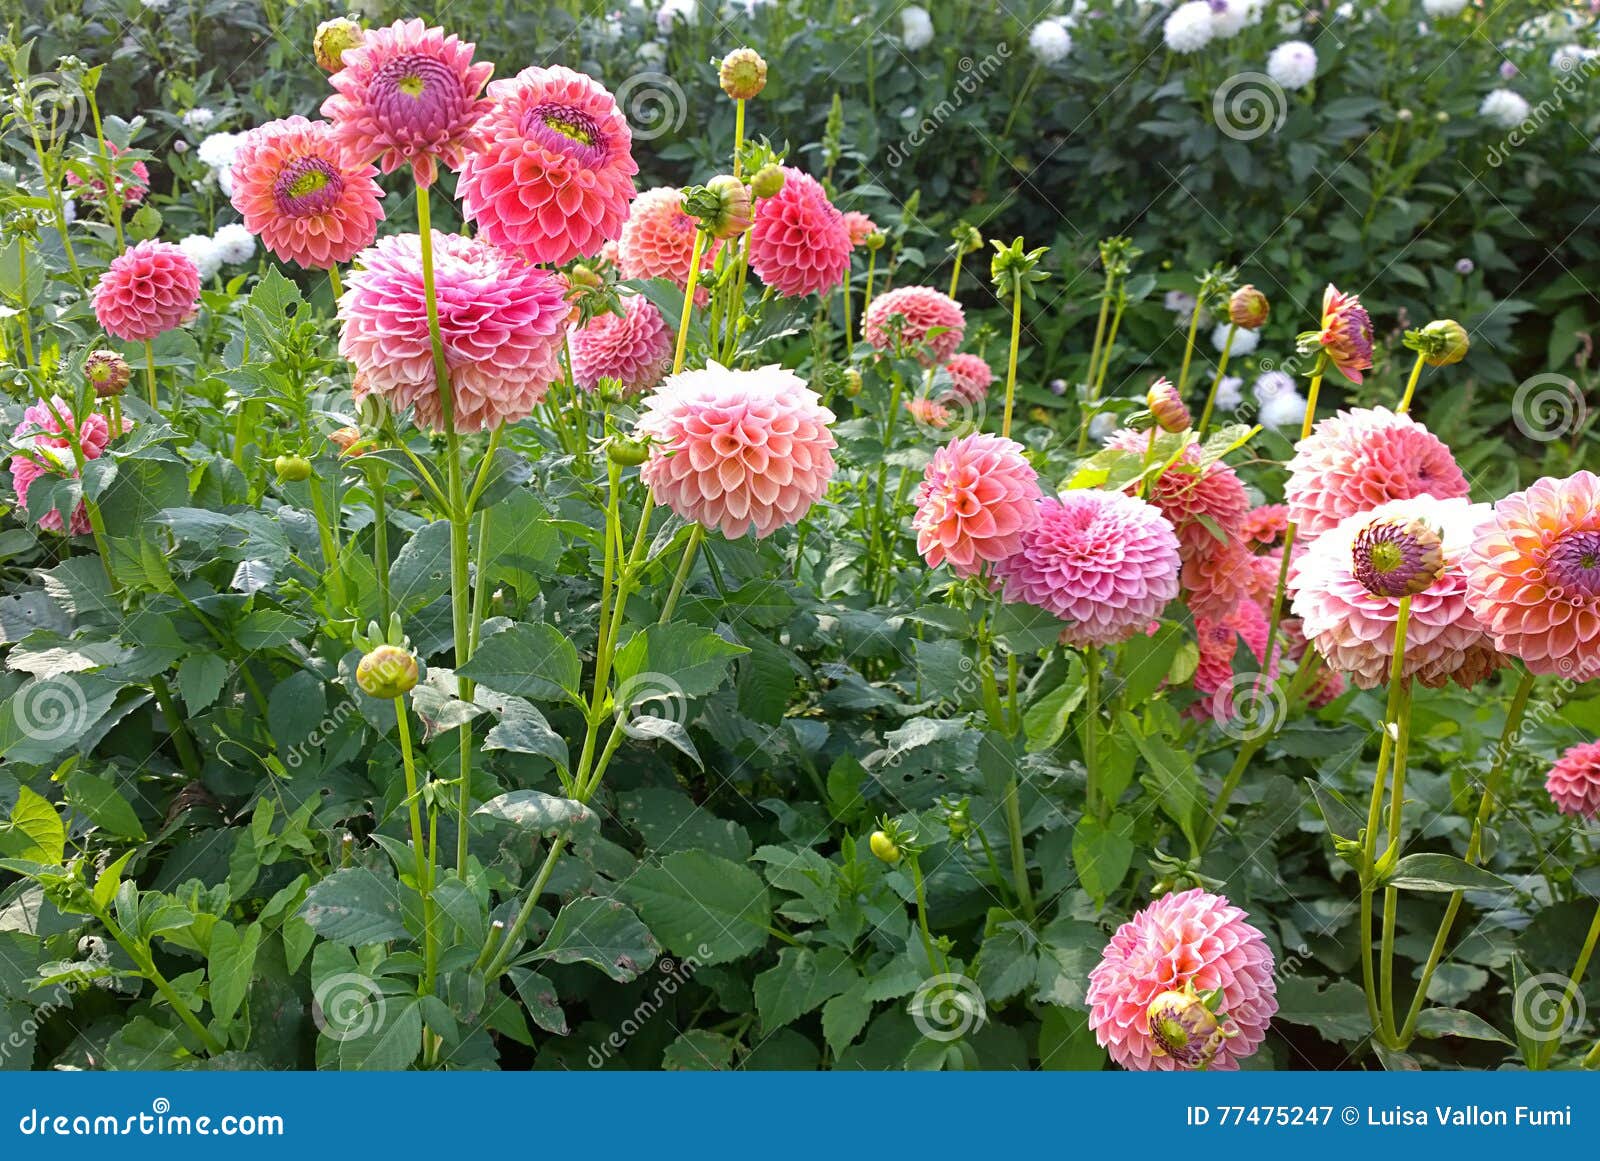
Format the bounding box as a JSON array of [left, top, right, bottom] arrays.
[[659, 525, 704, 623], [1000, 285, 1023, 438], [394, 697, 438, 993], [1198, 322, 1237, 436], [1396, 349, 1426, 414], [1359, 596, 1411, 1043], [1175, 298, 1203, 396], [143, 341, 158, 409]]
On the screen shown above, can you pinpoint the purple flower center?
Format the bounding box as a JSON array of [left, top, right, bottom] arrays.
[[1546, 530, 1600, 597], [371, 53, 467, 137], [1352, 520, 1440, 598], [273, 156, 344, 216], [521, 103, 609, 167]]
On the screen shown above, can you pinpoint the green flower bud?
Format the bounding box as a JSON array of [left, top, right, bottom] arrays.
[[869, 831, 901, 864], [719, 48, 768, 101], [274, 454, 312, 482], [1417, 318, 1469, 367], [607, 437, 651, 467], [749, 164, 785, 200], [315, 18, 364, 73], [356, 644, 419, 699]]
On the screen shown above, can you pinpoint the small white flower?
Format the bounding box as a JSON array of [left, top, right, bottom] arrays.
[[656, 0, 696, 33], [1421, 0, 1468, 16], [1029, 18, 1073, 63], [1163, 1, 1214, 53], [1253, 370, 1296, 404], [1260, 389, 1307, 429], [1213, 374, 1245, 412], [181, 107, 216, 132], [139, 0, 171, 9], [178, 234, 223, 281], [1164, 290, 1198, 316], [1479, 88, 1530, 130], [197, 130, 244, 172], [1213, 322, 1259, 355], [1210, 0, 1249, 40], [62, 199, 76, 225], [1088, 413, 1120, 444], [1267, 41, 1317, 91], [212, 223, 257, 266], [1550, 44, 1595, 72], [637, 41, 666, 66], [900, 5, 934, 51]]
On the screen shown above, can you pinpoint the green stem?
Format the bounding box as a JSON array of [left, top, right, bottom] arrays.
[[99, 911, 224, 1056], [908, 851, 947, 972], [369, 462, 391, 622], [1075, 274, 1115, 455], [1175, 297, 1203, 396], [659, 525, 704, 623], [306, 468, 349, 613], [1084, 646, 1102, 819], [1002, 777, 1034, 921], [143, 341, 158, 409], [483, 834, 569, 980], [1360, 595, 1410, 1044], [673, 230, 708, 375], [394, 696, 438, 993], [732, 98, 745, 178], [150, 674, 203, 779], [1198, 323, 1237, 437], [1396, 349, 1426, 414], [1000, 285, 1023, 438]]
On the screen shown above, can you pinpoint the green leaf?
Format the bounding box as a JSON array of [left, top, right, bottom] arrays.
[[1116, 623, 1183, 706], [1273, 975, 1370, 1042], [64, 771, 145, 840], [612, 622, 749, 699], [507, 968, 567, 1035], [1, 786, 64, 864], [991, 601, 1069, 654], [663, 1029, 737, 1070], [474, 791, 596, 846], [623, 850, 771, 965], [234, 609, 309, 650], [177, 654, 228, 712], [1413, 1007, 1511, 1044], [532, 896, 657, 982], [1038, 1005, 1105, 1070], [337, 995, 421, 1071], [1384, 854, 1513, 894], [457, 622, 582, 705], [1121, 712, 1202, 848], [822, 982, 875, 1054], [388, 520, 451, 615], [297, 868, 410, 946], [1022, 664, 1085, 753], [753, 947, 856, 1032], [207, 921, 261, 1030], [1072, 812, 1135, 902]]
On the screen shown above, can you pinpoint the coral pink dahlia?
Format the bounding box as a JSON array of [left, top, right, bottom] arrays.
[[636, 364, 836, 539], [339, 232, 567, 432], [92, 240, 202, 343], [1546, 740, 1600, 819], [1312, 284, 1374, 384], [458, 65, 637, 266], [903, 396, 951, 430], [841, 210, 878, 247], [995, 489, 1180, 646], [228, 116, 385, 270], [863, 286, 965, 366], [568, 295, 672, 397], [1086, 888, 1277, 1071], [912, 433, 1041, 577], [1188, 599, 1278, 721], [1241, 503, 1289, 549], [618, 187, 716, 289], [941, 353, 993, 406], [321, 19, 493, 187], [8, 398, 115, 536], [66, 142, 149, 208], [747, 167, 852, 299]]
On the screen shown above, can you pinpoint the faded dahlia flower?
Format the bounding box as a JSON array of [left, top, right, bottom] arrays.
[[1285, 407, 1469, 539], [904, 396, 951, 430], [339, 232, 567, 432], [618, 187, 717, 289], [1546, 740, 1600, 819], [66, 142, 149, 208], [841, 210, 878, 248], [1464, 470, 1600, 680], [8, 398, 116, 536], [1189, 599, 1277, 722], [458, 66, 637, 266], [92, 240, 202, 343], [1312, 284, 1374, 384], [996, 489, 1180, 647], [1087, 888, 1277, 1071], [636, 365, 835, 539], [912, 433, 1041, 577], [1290, 496, 1501, 689], [568, 295, 672, 396], [941, 353, 993, 406], [228, 116, 385, 269], [321, 19, 493, 187], [863, 286, 965, 366], [747, 166, 853, 298]]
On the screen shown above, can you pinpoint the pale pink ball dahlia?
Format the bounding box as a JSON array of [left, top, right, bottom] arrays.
[[1290, 496, 1501, 689], [995, 490, 1180, 647], [863, 286, 966, 366], [841, 210, 878, 247], [568, 295, 672, 396], [1546, 740, 1600, 819], [228, 116, 385, 269], [941, 352, 993, 406], [321, 19, 493, 187], [458, 66, 637, 266], [339, 232, 567, 432], [636, 364, 836, 539], [92, 240, 202, 343], [1465, 470, 1600, 680], [1285, 407, 1468, 539], [747, 167, 852, 298], [618, 187, 717, 289], [8, 398, 115, 536], [66, 142, 149, 208], [912, 433, 1041, 577], [1086, 888, 1277, 1071]]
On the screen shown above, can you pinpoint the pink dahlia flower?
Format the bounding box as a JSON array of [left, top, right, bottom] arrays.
[[66, 142, 149, 208], [340, 232, 567, 432], [1290, 496, 1501, 689], [458, 65, 637, 266], [1086, 888, 1277, 1071], [841, 210, 878, 247], [321, 19, 493, 187], [1464, 470, 1600, 680], [636, 364, 836, 539], [941, 353, 993, 406], [15, 397, 114, 459], [568, 295, 672, 396], [904, 396, 951, 430], [92, 240, 202, 343], [996, 490, 1180, 646], [1314, 284, 1374, 384], [1188, 599, 1278, 721], [1285, 407, 1469, 539], [747, 167, 852, 298], [912, 433, 1041, 577], [8, 398, 116, 536], [618, 187, 717, 289], [228, 116, 385, 270], [1546, 740, 1600, 819], [1241, 504, 1289, 549], [863, 286, 965, 366]]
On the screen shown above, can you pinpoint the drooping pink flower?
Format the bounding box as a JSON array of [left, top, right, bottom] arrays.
[[863, 286, 965, 366], [458, 65, 637, 266], [941, 353, 993, 405], [1285, 407, 1469, 539], [92, 240, 202, 343], [568, 295, 672, 396], [66, 142, 149, 207], [1314, 284, 1373, 384], [996, 490, 1180, 646], [339, 231, 567, 432], [1546, 740, 1600, 819], [618, 187, 717, 289], [911, 433, 1041, 577], [1087, 888, 1277, 1072], [228, 116, 385, 270], [1464, 470, 1600, 680], [841, 210, 878, 247], [636, 364, 836, 539], [8, 398, 116, 536], [321, 18, 493, 187], [747, 166, 852, 298]]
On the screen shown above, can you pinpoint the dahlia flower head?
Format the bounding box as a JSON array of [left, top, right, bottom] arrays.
[[1163, 1, 1215, 53], [1314, 284, 1374, 384], [92, 240, 202, 343], [996, 489, 1181, 647], [458, 65, 638, 266], [340, 231, 567, 432], [568, 294, 672, 397], [1546, 740, 1600, 820], [1290, 496, 1502, 689], [1285, 406, 1469, 539], [1480, 88, 1531, 131], [912, 433, 1041, 577], [863, 286, 965, 366], [635, 364, 837, 540], [66, 142, 149, 207], [321, 19, 493, 187], [1086, 888, 1277, 1072], [747, 167, 853, 299], [1267, 41, 1317, 91], [1465, 470, 1600, 680], [1241, 504, 1289, 549], [841, 211, 878, 248], [904, 396, 951, 431], [9, 398, 115, 536], [228, 116, 385, 270], [618, 187, 717, 289], [1188, 598, 1278, 722], [941, 353, 994, 406]]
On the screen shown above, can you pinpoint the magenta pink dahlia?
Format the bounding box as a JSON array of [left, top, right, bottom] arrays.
[[1314, 284, 1374, 384], [8, 398, 116, 536], [863, 286, 965, 366], [1546, 740, 1600, 819], [1087, 888, 1277, 1071], [636, 364, 836, 539], [747, 167, 852, 299], [1188, 598, 1278, 721], [911, 433, 1041, 577], [321, 19, 493, 187], [339, 232, 567, 432], [66, 142, 149, 208], [568, 295, 672, 397], [618, 187, 717, 290], [458, 65, 637, 266], [941, 353, 993, 406], [92, 240, 202, 343]]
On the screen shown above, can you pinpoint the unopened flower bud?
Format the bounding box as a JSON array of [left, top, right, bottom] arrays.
[[1147, 989, 1230, 1069], [85, 349, 131, 397], [863, 230, 886, 252], [1228, 284, 1270, 330], [719, 48, 767, 101], [607, 437, 651, 467], [843, 368, 862, 398], [329, 425, 364, 456], [315, 18, 364, 73], [698, 175, 752, 240], [1146, 377, 1191, 433], [749, 164, 785, 199], [1352, 517, 1445, 598], [356, 644, 419, 699], [869, 831, 902, 864], [1416, 318, 1469, 367], [274, 454, 312, 482]]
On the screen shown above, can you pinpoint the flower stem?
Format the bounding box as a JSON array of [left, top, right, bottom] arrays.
[[1075, 272, 1115, 454], [1359, 596, 1411, 1044], [659, 525, 704, 623], [1396, 349, 1426, 414], [673, 230, 708, 376], [947, 251, 964, 300], [732, 98, 746, 178], [328, 265, 343, 303], [1198, 323, 1237, 437], [306, 466, 349, 613], [908, 851, 947, 972], [1175, 297, 1203, 397], [394, 695, 438, 994], [1000, 283, 1023, 438], [143, 341, 158, 409], [1083, 645, 1102, 819]]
